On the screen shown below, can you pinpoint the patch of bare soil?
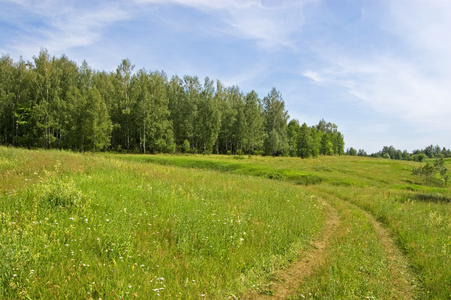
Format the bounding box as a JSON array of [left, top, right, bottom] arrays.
[[242, 197, 340, 299]]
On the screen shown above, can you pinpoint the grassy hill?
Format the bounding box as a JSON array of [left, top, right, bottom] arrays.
[[1, 147, 450, 299]]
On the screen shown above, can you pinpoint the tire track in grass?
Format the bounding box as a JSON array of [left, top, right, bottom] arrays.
[[243, 197, 340, 299], [356, 204, 418, 299], [247, 189, 417, 299], [267, 197, 340, 299], [307, 188, 417, 299]]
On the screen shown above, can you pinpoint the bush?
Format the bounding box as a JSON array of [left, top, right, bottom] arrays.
[[181, 140, 190, 153], [412, 156, 449, 186]]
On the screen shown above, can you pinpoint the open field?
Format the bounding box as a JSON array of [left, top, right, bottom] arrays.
[[1, 148, 450, 299]]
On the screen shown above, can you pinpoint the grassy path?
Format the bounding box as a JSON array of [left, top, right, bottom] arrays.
[[250, 197, 340, 299], [313, 188, 417, 298], [355, 202, 416, 298], [287, 188, 417, 299], [243, 187, 417, 299]]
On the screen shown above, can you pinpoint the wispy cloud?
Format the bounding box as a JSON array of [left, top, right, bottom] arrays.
[[301, 70, 325, 83], [302, 0, 451, 135], [1, 0, 130, 58], [136, 0, 315, 49]]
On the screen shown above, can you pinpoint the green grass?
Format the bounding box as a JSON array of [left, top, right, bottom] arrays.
[[113, 154, 324, 185], [112, 153, 451, 299], [293, 196, 406, 299], [2, 149, 450, 298], [326, 185, 451, 299], [0, 148, 324, 299]]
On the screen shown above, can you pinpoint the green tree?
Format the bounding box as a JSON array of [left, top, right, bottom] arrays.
[[358, 149, 367, 156], [167, 75, 186, 147], [320, 133, 334, 156], [287, 119, 300, 157], [197, 77, 221, 153], [310, 127, 320, 158], [411, 157, 449, 186], [112, 59, 134, 152], [296, 123, 313, 158], [333, 132, 345, 155], [84, 87, 112, 151], [230, 87, 246, 153], [183, 75, 201, 152], [268, 129, 281, 157], [65, 85, 84, 150], [0, 55, 16, 146], [217, 85, 241, 154], [32, 49, 63, 149], [347, 147, 358, 156], [263, 87, 288, 156], [133, 70, 174, 153], [243, 90, 265, 154]]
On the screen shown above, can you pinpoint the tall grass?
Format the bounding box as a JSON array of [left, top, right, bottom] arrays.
[[0, 148, 324, 298], [117, 153, 451, 298], [326, 185, 451, 299], [114, 154, 323, 185], [2, 148, 450, 298], [293, 196, 411, 299]]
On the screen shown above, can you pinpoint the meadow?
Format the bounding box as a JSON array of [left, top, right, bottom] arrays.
[[1, 147, 450, 299]]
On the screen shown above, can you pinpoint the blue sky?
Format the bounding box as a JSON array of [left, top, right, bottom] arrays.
[[1, 0, 450, 153]]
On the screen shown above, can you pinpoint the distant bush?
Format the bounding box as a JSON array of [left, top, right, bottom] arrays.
[[412, 153, 427, 162], [412, 156, 449, 186], [181, 140, 190, 153]]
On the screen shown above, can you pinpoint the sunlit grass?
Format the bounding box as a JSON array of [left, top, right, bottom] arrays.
[[293, 196, 406, 299], [0, 148, 324, 298], [116, 153, 451, 298], [2, 148, 450, 298]]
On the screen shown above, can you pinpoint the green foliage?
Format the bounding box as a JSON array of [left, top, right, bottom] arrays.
[[372, 145, 451, 160], [412, 156, 449, 186], [181, 139, 191, 153], [412, 153, 427, 162], [346, 147, 358, 156], [243, 90, 265, 154], [263, 88, 288, 156], [296, 123, 313, 158], [1, 50, 348, 157]]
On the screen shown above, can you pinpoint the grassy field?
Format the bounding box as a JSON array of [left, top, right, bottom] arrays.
[[1, 148, 324, 299], [116, 153, 451, 299], [1, 148, 450, 299]]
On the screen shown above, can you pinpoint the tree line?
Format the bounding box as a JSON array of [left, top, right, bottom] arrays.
[[0, 49, 345, 156], [346, 145, 451, 161]]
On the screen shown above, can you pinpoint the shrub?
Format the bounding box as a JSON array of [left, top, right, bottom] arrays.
[[181, 140, 190, 153]]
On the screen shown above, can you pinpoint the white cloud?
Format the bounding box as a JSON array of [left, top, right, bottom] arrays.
[[302, 1, 451, 136], [302, 70, 324, 83], [385, 0, 451, 62], [1, 0, 130, 59], [136, 0, 315, 49]]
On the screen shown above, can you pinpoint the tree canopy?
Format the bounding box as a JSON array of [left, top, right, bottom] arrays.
[[358, 144, 451, 161], [0, 50, 346, 156]]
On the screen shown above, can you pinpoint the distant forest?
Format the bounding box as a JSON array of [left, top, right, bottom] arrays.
[[347, 145, 451, 161], [0, 49, 345, 156]]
